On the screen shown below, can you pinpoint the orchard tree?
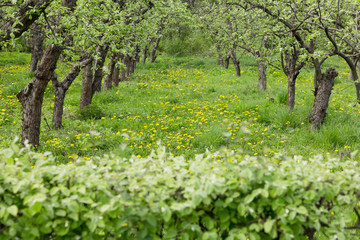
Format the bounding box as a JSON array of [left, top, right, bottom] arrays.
[[232, 0, 340, 128], [12, 0, 187, 145], [311, 0, 360, 102]]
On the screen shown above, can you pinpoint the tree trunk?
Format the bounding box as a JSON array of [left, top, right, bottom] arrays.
[[79, 60, 93, 109], [125, 55, 131, 77], [313, 58, 322, 96], [308, 68, 338, 130], [347, 57, 360, 102], [230, 50, 241, 76], [92, 45, 109, 94], [113, 66, 120, 87], [52, 56, 92, 128], [16, 44, 62, 146], [120, 55, 130, 81], [256, 50, 267, 91], [128, 56, 135, 75], [287, 74, 297, 111], [142, 45, 148, 64], [150, 37, 161, 63], [280, 47, 306, 111], [257, 59, 267, 91], [224, 55, 230, 69], [104, 53, 116, 91], [29, 23, 44, 72]]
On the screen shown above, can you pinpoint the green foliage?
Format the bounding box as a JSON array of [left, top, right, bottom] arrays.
[[1, 144, 360, 239], [161, 30, 213, 57]]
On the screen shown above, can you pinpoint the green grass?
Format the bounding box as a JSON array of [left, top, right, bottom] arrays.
[[0, 52, 359, 163]]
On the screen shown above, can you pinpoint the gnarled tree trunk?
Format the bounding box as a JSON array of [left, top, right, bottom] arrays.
[[313, 58, 322, 97], [92, 45, 109, 94], [308, 68, 338, 130], [120, 55, 131, 81], [142, 45, 149, 64], [112, 66, 120, 87], [287, 74, 297, 111], [104, 53, 116, 91], [52, 56, 92, 128], [149, 37, 161, 63], [347, 57, 360, 102], [79, 60, 93, 109], [255, 50, 267, 91], [17, 45, 62, 146], [29, 23, 44, 72], [230, 50, 241, 76], [281, 46, 306, 111], [224, 55, 230, 69]]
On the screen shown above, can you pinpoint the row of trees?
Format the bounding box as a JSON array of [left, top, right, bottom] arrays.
[[1, 0, 187, 146], [194, 0, 359, 129], [0, 0, 359, 147]]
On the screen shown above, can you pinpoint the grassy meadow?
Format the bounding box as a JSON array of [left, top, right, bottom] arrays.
[[0, 52, 360, 163]]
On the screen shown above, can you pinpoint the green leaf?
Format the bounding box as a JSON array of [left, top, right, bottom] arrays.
[[237, 203, 246, 216], [99, 204, 110, 213], [201, 216, 215, 230], [146, 215, 157, 227], [55, 209, 66, 217], [40, 222, 52, 234], [264, 219, 275, 233], [164, 226, 177, 239], [7, 205, 18, 216], [163, 208, 172, 222], [30, 202, 42, 214], [296, 206, 308, 216]]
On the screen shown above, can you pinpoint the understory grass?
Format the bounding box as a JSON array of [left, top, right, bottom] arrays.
[[0, 52, 359, 163]]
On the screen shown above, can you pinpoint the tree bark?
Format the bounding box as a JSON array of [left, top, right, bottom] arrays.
[[149, 37, 161, 63], [92, 45, 109, 94], [128, 56, 136, 75], [29, 23, 44, 72], [255, 50, 267, 91], [313, 58, 322, 96], [281, 47, 306, 111], [52, 56, 92, 128], [16, 45, 62, 146], [142, 45, 149, 64], [257, 59, 267, 91], [112, 66, 120, 87], [104, 53, 116, 91], [230, 50, 241, 76], [120, 55, 131, 81], [79, 60, 94, 109], [287, 74, 297, 111], [308, 68, 338, 130], [224, 55, 230, 69], [347, 57, 360, 102]]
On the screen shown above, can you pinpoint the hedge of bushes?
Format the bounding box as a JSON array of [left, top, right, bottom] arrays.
[[1, 144, 360, 239]]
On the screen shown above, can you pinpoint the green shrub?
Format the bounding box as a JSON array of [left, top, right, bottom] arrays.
[[77, 104, 105, 120], [0, 145, 360, 239]]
